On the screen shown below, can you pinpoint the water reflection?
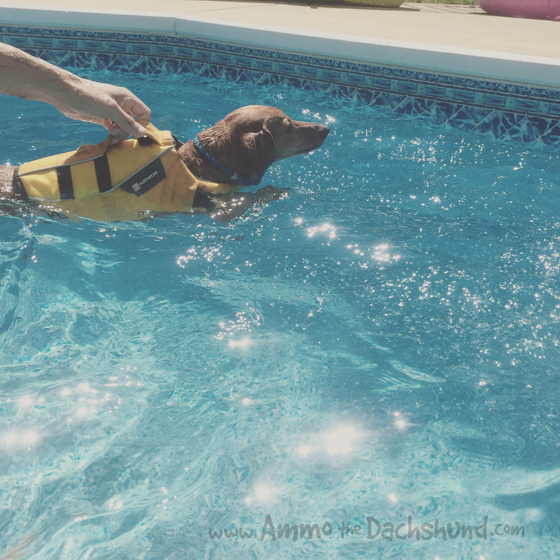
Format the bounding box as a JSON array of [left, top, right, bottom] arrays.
[[255, 484, 275, 502], [245, 483, 276, 505], [298, 445, 311, 457], [306, 223, 337, 239], [3, 429, 39, 448], [394, 411, 408, 430], [294, 424, 367, 459], [229, 337, 252, 349], [325, 426, 362, 455]]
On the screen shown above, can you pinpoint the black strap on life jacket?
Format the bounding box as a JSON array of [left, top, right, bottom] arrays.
[[13, 133, 183, 202], [15, 150, 168, 201], [94, 154, 113, 193], [11, 168, 29, 202], [57, 166, 74, 200], [54, 154, 113, 200]]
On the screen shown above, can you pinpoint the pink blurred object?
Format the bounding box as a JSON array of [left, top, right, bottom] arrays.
[[478, 0, 560, 20]]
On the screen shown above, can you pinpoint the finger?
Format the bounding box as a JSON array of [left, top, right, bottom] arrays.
[[90, 118, 129, 143], [106, 104, 147, 139], [123, 97, 151, 124], [108, 127, 129, 143], [114, 94, 151, 129]]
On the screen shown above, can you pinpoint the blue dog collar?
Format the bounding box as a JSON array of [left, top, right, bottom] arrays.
[[192, 135, 258, 187]]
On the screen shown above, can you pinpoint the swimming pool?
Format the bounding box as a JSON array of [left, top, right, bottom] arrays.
[[1, 62, 559, 557]]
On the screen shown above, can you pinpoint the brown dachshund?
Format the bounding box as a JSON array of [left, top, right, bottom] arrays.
[[0, 105, 329, 222]]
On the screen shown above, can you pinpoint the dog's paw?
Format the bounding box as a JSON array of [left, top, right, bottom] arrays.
[[210, 192, 256, 224], [210, 186, 290, 224], [254, 185, 291, 205]]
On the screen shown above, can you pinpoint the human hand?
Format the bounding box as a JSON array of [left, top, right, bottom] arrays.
[[0, 44, 151, 140], [53, 77, 151, 142]]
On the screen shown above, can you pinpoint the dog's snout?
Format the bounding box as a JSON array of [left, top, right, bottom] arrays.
[[314, 123, 330, 139]]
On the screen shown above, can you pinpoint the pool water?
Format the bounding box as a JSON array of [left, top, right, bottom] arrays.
[[1, 70, 559, 559]]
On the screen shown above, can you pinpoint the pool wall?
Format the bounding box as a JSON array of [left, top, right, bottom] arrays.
[[2, 5, 560, 145]]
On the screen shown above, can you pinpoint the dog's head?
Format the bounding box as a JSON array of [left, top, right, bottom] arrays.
[[195, 105, 330, 185]]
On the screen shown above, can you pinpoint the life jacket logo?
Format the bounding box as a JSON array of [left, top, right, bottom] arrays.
[[132, 170, 160, 192], [120, 158, 166, 197]]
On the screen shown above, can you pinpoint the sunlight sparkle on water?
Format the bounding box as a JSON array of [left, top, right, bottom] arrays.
[[253, 484, 276, 503], [4, 430, 40, 448], [324, 426, 362, 455], [307, 223, 336, 239], [108, 498, 123, 510], [298, 445, 311, 457], [229, 337, 252, 349], [393, 411, 408, 430], [22, 431, 39, 445], [372, 244, 400, 263]]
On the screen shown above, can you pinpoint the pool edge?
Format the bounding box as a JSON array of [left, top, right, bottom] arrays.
[[1, 3, 560, 90]]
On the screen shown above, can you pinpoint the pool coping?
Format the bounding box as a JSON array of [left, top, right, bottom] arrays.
[[2, 3, 560, 90]]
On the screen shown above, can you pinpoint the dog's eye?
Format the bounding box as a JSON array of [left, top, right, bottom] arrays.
[[285, 121, 294, 132]]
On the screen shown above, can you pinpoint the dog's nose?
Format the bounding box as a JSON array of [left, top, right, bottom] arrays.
[[315, 123, 330, 139]]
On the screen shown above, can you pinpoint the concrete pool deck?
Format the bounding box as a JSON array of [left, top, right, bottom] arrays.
[[8, 0, 560, 60]]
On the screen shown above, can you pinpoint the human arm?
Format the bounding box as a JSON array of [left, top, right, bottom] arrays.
[[0, 43, 150, 140]]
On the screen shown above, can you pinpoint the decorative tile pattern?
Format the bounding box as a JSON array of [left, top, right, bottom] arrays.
[[2, 25, 560, 145]]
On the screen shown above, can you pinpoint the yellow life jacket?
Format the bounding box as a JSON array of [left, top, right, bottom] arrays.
[[13, 124, 240, 222]]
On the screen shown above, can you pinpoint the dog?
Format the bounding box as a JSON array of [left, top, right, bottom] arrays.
[[0, 105, 330, 222]]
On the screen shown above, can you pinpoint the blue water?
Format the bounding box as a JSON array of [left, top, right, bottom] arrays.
[[1, 70, 559, 559]]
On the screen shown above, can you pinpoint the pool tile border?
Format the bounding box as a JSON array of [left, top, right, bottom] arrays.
[[3, 25, 560, 146]]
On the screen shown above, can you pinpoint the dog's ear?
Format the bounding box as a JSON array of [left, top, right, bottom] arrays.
[[237, 128, 276, 185]]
